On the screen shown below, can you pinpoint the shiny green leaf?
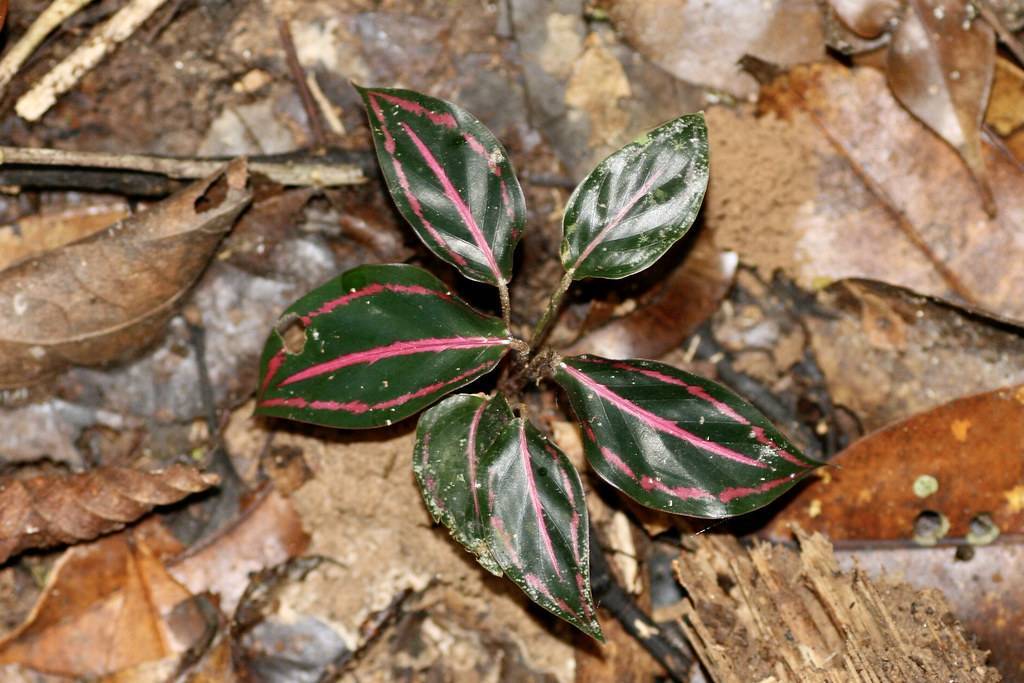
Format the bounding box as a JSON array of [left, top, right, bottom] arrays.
[[413, 393, 515, 576], [481, 418, 602, 640], [359, 86, 526, 286], [554, 355, 821, 517], [561, 114, 709, 280], [256, 264, 510, 429]]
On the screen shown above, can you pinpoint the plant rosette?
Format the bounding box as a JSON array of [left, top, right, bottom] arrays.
[[256, 86, 822, 639]]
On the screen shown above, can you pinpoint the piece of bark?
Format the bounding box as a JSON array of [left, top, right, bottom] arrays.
[[674, 529, 1000, 682], [0, 464, 218, 564]]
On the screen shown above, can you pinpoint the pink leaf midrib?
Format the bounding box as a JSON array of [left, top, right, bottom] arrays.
[[519, 423, 563, 579], [279, 336, 508, 387]]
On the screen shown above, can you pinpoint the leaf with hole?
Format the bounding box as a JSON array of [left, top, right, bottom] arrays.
[[560, 114, 709, 280], [413, 393, 515, 576], [255, 264, 511, 429], [554, 355, 821, 517], [358, 86, 527, 286], [481, 418, 602, 640]]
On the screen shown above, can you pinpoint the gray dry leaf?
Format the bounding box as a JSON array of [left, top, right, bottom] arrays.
[[0, 159, 252, 388], [887, 0, 996, 213]]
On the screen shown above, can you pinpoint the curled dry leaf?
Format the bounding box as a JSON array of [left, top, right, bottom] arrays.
[[830, 0, 900, 37], [0, 464, 219, 565], [0, 159, 252, 388], [887, 0, 996, 214], [0, 520, 208, 678], [0, 201, 130, 271], [764, 384, 1024, 542]]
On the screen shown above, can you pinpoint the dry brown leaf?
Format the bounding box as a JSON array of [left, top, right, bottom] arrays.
[[887, 0, 996, 213], [609, 0, 824, 98], [0, 520, 208, 678], [712, 63, 1024, 324], [0, 159, 252, 388], [563, 233, 737, 359], [169, 486, 309, 614], [0, 201, 130, 271], [0, 464, 218, 565]]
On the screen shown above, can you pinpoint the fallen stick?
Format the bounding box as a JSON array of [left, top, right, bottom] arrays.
[[16, 0, 171, 121], [0, 0, 94, 97], [0, 146, 367, 188]]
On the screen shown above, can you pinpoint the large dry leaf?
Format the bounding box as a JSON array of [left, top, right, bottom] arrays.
[[610, 0, 824, 97], [0, 464, 218, 565], [0, 521, 207, 678], [765, 385, 1024, 542], [710, 63, 1024, 324], [0, 159, 252, 388], [807, 279, 1024, 431], [888, 0, 995, 213], [169, 487, 309, 614]]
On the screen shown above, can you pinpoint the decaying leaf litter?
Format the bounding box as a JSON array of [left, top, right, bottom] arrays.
[[0, 0, 1022, 680]]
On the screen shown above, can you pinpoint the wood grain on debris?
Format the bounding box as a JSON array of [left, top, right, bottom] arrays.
[[674, 529, 1000, 682]]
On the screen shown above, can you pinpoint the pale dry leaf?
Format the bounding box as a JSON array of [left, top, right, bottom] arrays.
[[0, 521, 207, 678], [0, 201, 130, 271], [169, 486, 309, 614], [0, 464, 219, 564], [0, 159, 252, 388], [830, 0, 901, 37]]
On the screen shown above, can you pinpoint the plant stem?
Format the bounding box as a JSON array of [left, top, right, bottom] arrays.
[[529, 270, 574, 352], [498, 279, 513, 334]]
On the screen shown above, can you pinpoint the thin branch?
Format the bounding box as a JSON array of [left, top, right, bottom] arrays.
[[498, 279, 513, 334], [529, 270, 574, 353], [277, 18, 328, 148], [589, 521, 694, 680], [0, 146, 367, 187], [0, 0, 94, 97], [16, 0, 172, 121]]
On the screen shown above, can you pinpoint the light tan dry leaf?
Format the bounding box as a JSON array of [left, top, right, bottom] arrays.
[[0, 159, 251, 388], [0, 520, 207, 678], [887, 0, 996, 213], [609, 0, 824, 98], [169, 487, 309, 614], [0, 464, 218, 564], [986, 55, 1024, 136]]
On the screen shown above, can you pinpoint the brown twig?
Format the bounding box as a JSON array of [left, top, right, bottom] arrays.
[[277, 18, 328, 149], [0, 145, 366, 187]]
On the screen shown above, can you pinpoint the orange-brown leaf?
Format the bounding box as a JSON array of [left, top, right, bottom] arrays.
[[0, 521, 208, 677], [0, 159, 252, 388], [764, 384, 1024, 542], [0, 465, 218, 564]]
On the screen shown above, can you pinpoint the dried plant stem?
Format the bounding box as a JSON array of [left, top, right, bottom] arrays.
[[0, 0, 94, 97], [0, 146, 366, 187], [498, 279, 513, 334], [529, 270, 574, 353], [15, 0, 172, 121]]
